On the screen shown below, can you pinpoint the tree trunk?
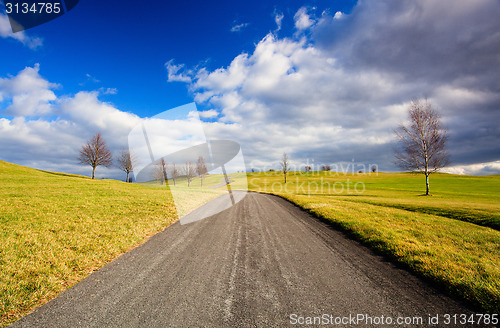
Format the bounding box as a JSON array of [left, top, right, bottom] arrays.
[[424, 150, 430, 195], [425, 173, 430, 196], [126, 171, 130, 183], [92, 166, 96, 179], [284, 172, 287, 184]]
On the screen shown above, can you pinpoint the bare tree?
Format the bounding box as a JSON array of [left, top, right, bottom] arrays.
[[280, 152, 291, 183], [196, 156, 208, 187], [321, 165, 331, 171], [77, 132, 113, 179], [394, 100, 449, 195], [160, 159, 168, 185], [183, 161, 196, 187], [168, 162, 180, 186], [151, 159, 168, 185], [151, 163, 164, 183], [116, 149, 137, 182]]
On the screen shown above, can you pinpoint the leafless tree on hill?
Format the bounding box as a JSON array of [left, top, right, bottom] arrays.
[[196, 156, 208, 187], [280, 152, 291, 183], [116, 149, 138, 182], [77, 132, 113, 179], [151, 159, 168, 185], [169, 162, 180, 186], [394, 100, 449, 195], [183, 161, 196, 187]]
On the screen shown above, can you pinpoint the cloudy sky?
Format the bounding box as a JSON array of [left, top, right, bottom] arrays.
[[0, 0, 499, 179]]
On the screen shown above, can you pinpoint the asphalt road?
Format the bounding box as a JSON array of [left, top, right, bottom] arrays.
[[11, 192, 480, 328]]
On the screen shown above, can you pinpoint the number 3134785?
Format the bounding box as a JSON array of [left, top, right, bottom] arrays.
[[5, 2, 62, 14]]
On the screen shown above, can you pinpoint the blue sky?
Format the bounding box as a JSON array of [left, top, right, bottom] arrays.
[[1, 0, 499, 179]]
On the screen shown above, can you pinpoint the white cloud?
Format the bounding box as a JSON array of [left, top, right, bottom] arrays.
[[194, 53, 249, 92], [198, 109, 218, 118], [192, 33, 404, 129], [333, 11, 344, 19], [443, 161, 500, 175], [165, 59, 192, 83], [0, 63, 58, 116], [294, 7, 315, 30], [230, 22, 249, 32], [274, 12, 284, 31], [100, 87, 118, 95], [0, 13, 43, 49], [59, 91, 141, 140]]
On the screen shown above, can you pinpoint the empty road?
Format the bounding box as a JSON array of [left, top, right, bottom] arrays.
[[11, 192, 479, 327]]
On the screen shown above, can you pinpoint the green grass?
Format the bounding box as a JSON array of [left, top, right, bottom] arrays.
[[0, 161, 180, 327], [242, 170, 500, 312], [247, 171, 500, 230]]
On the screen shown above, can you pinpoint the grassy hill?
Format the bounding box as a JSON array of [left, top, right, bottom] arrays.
[[0, 161, 183, 326], [241, 171, 500, 312]]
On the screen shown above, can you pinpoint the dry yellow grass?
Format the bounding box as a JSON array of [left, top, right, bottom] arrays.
[[0, 161, 179, 326]]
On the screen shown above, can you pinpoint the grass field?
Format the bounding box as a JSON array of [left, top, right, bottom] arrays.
[[1, 161, 187, 327], [242, 171, 500, 312], [247, 171, 500, 230]]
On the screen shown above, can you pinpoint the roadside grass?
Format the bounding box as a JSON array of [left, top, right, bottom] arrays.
[[243, 171, 500, 312], [247, 171, 500, 230], [337, 173, 500, 230], [0, 161, 180, 327]]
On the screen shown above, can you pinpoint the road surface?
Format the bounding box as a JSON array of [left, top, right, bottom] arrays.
[[11, 192, 479, 327]]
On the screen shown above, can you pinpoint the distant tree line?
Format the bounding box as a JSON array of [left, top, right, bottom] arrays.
[[151, 156, 208, 187]]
